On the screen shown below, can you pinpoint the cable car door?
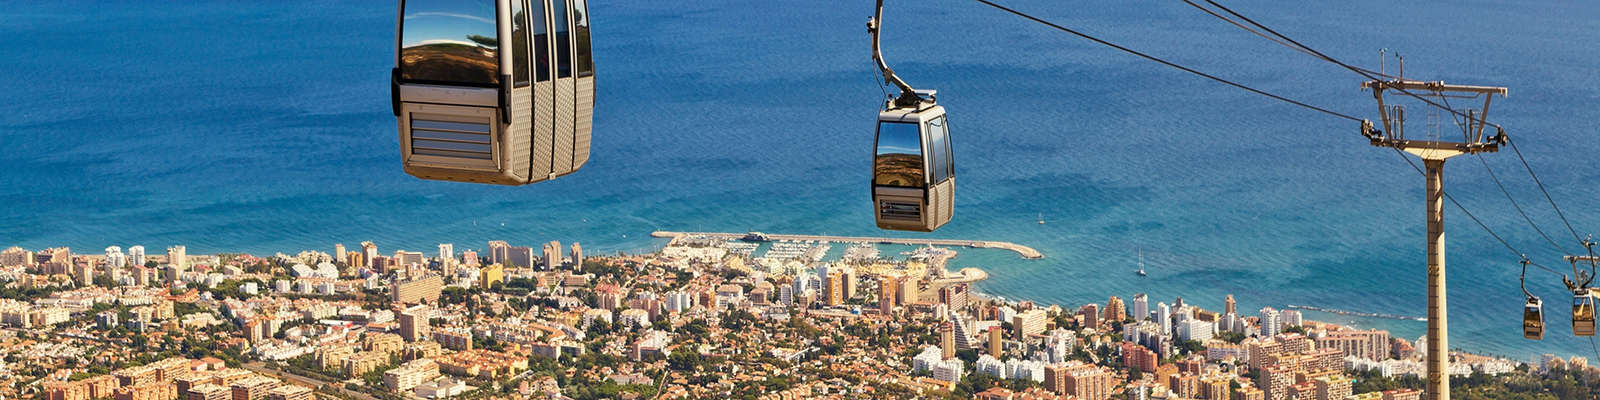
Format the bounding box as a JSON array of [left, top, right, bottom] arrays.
[[395, 0, 522, 184]]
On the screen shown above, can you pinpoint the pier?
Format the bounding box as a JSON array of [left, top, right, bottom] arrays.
[[650, 231, 1043, 259], [1285, 304, 1425, 322]]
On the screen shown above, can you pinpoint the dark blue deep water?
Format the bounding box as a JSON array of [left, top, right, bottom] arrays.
[[4, 0, 1600, 358]]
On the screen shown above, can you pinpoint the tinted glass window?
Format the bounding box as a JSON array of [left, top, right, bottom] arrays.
[[533, 0, 550, 82], [573, 0, 593, 77], [552, 0, 573, 78], [927, 116, 951, 183], [400, 0, 500, 86], [510, 0, 529, 86], [875, 122, 924, 187]]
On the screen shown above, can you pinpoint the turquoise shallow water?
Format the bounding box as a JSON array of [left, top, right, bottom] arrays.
[[3, 0, 1599, 359]]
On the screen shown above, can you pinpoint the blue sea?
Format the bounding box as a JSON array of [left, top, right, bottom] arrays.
[[3, 0, 1599, 359]]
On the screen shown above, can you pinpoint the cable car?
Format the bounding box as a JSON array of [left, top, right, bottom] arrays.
[[868, 0, 954, 232], [1575, 289, 1597, 336], [1522, 297, 1543, 340], [874, 99, 953, 231], [1519, 260, 1543, 340], [392, 0, 594, 185]]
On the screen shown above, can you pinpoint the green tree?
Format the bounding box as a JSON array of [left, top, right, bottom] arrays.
[[1217, 331, 1247, 344], [668, 351, 705, 372], [1178, 339, 1206, 355]]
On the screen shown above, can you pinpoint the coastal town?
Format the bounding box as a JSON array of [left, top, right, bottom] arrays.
[[3, 233, 1597, 400]]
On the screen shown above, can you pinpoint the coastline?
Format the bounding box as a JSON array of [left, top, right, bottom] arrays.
[[651, 231, 1044, 259]]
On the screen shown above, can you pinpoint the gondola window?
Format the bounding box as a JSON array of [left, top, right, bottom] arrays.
[[875, 122, 924, 187], [399, 0, 500, 87], [927, 116, 951, 183], [552, 0, 572, 79]]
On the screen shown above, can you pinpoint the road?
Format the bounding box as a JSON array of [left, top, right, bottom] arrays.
[[242, 361, 381, 400], [651, 231, 1043, 259]]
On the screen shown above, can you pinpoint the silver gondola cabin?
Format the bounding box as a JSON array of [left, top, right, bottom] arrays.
[[1576, 289, 1596, 336], [1523, 297, 1543, 340], [1565, 264, 1597, 337], [868, 0, 954, 232], [874, 100, 953, 232], [1519, 260, 1544, 340], [392, 0, 594, 185]]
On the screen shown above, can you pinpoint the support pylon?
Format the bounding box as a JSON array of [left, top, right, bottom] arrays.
[[1360, 78, 1508, 400], [1423, 156, 1450, 400]]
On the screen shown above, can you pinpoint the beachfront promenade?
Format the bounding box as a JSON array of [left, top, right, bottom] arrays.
[[650, 231, 1043, 259]]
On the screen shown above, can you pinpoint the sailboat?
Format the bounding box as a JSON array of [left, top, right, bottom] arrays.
[[1037, 213, 1045, 225], [1137, 249, 1147, 277]]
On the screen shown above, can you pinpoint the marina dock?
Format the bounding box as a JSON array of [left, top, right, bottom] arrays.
[[650, 231, 1043, 259]]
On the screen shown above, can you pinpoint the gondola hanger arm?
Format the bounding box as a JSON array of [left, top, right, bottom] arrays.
[[870, 0, 925, 108]]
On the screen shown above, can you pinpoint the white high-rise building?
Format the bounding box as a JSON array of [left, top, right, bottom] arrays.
[[105, 246, 127, 269], [913, 346, 943, 372], [1157, 302, 1172, 336], [778, 285, 794, 305], [361, 241, 379, 267], [1259, 307, 1281, 337], [570, 242, 583, 270], [1132, 293, 1149, 322], [128, 245, 146, 267], [487, 241, 509, 266], [1282, 309, 1303, 328], [930, 358, 964, 383], [1177, 319, 1214, 342], [542, 240, 563, 268], [334, 244, 347, 264], [665, 290, 694, 313], [976, 355, 1005, 378], [815, 264, 832, 289], [1004, 359, 1046, 382], [1220, 312, 1238, 332], [1174, 306, 1192, 323], [1043, 329, 1077, 363], [166, 245, 187, 270], [996, 306, 1017, 325], [437, 244, 454, 265], [793, 270, 816, 296]]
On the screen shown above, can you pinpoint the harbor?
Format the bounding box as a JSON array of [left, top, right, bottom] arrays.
[[650, 231, 1043, 259]]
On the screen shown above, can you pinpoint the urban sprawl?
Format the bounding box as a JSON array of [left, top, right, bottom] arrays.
[[2, 233, 1597, 400]]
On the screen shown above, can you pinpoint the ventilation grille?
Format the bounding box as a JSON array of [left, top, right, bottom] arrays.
[[410, 118, 492, 160], [879, 200, 922, 221]]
